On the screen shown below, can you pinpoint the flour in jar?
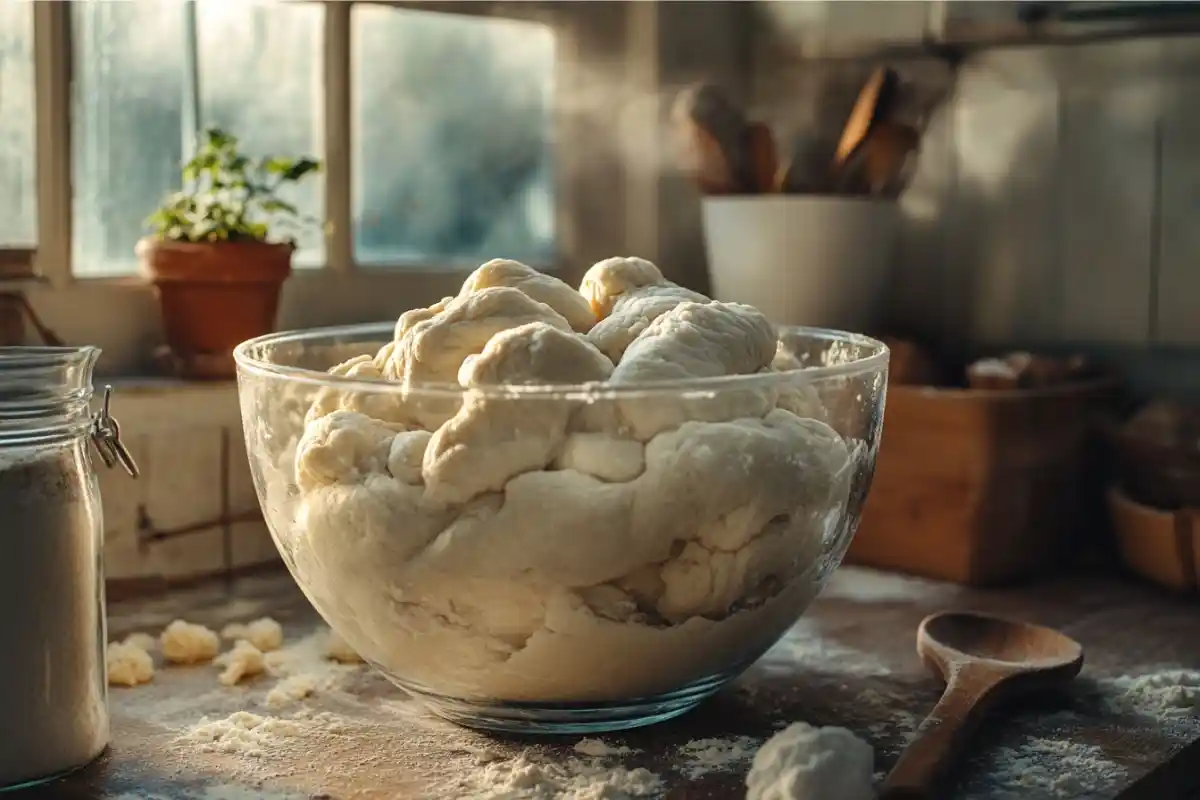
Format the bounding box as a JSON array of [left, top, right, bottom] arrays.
[[0, 445, 109, 788]]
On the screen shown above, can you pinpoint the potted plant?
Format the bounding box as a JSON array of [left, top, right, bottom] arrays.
[[137, 128, 321, 379]]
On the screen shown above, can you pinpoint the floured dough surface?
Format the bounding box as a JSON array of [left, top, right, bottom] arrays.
[[745, 722, 874, 800], [215, 640, 267, 686], [221, 617, 285, 653], [257, 256, 860, 703], [160, 620, 221, 665], [107, 640, 154, 687]]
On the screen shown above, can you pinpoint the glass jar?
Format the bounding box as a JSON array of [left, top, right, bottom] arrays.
[[0, 346, 136, 790]]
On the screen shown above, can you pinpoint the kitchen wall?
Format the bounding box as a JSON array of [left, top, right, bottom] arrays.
[[750, 4, 1200, 398]]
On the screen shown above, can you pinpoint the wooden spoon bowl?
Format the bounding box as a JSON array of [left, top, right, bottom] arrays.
[[881, 612, 1084, 799]]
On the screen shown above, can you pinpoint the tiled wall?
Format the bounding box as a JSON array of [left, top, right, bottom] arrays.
[[96, 383, 279, 590], [751, 11, 1200, 397]]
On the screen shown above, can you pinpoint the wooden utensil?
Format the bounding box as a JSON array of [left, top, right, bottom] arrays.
[[834, 65, 901, 167], [879, 612, 1085, 799], [775, 133, 838, 194], [743, 122, 778, 194], [672, 83, 750, 194]]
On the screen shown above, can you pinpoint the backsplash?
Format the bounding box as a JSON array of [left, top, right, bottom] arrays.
[[751, 25, 1200, 397]]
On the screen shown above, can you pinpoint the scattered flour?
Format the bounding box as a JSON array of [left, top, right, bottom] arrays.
[[215, 640, 267, 686], [264, 674, 319, 709], [676, 736, 759, 779], [572, 739, 635, 758], [467, 753, 662, 799], [180, 711, 305, 758], [1105, 670, 1200, 717], [324, 627, 365, 664], [221, 617, 285, 653], [107, 640, 155, 687], [745, 722, 874, 800], [820, 567, 959, 605], [981, 737, 1126, 797], [161, 620, 221, 665]]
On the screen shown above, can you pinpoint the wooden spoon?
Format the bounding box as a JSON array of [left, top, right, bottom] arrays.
[[879, 612, 1085, 800], [834, 66, 901, 167]]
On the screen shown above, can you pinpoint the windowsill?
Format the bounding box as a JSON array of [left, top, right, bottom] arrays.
[[95, 377, 241, 434]]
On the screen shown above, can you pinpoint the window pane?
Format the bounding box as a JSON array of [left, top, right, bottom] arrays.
[[352, 7, 555, 268], [197, 1, 324, 266], [73, 0, 323, 277], [73, 0, 185, 277], [0, 1, 36, 246]]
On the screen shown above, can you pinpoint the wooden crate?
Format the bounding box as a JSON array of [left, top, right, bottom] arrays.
[[847, 379, 1115, 585], [1108, 487, 1200, 593]]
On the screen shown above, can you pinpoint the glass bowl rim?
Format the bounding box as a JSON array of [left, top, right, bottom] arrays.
[[233, 321, 890, 401]]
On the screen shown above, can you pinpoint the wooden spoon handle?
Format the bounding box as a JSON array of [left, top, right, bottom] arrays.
[[880, 674, 1000, 799]]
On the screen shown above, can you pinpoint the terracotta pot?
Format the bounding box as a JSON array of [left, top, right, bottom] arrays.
[[137, 238, 292, 380]]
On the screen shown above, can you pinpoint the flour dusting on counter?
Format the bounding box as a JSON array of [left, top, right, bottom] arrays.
[[465, 753, 662, 799], [1105, 669, 1200, 717], [820, 567, 961, 605], [978, 738, 1126, 797], [677, 736, 760, 779]]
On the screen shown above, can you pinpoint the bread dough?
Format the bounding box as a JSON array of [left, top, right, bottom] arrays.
[[215, 640, 266, 686], [278, 257, 855, 702], [461, 259, 596, 333], [107, 640, 154, 687], [220, 618, 284, 653], [745, 723, 874, 800], [160, 620, 220, 665]]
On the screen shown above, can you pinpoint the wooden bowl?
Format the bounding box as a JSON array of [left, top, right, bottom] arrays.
[[1108, 486, 1199, 593]]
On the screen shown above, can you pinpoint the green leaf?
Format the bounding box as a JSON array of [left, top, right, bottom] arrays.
[[262, 156, 297, 175], [280, 158, 321, 182], [259, 198, 299, 216]]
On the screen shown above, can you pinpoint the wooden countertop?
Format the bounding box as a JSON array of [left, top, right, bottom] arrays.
[[19, 567, 1200, 799]]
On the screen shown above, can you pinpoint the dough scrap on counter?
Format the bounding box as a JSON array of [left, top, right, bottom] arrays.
[[107, 640, 154, 687], [461, 259, 596, 333], [220, 617, 285, 653], [325, 628, 365, 664], [122, 631, 158, 652], [264, 674, 319, 709], [745, 722, 874, 800], [160, 620, 221, 665], [215, 640, 267, 686]]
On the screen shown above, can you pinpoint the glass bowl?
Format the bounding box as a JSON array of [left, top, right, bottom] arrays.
[[234, 322, 888, 734]]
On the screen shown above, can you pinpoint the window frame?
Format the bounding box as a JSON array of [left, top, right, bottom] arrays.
[[22, 0, 656, 376]]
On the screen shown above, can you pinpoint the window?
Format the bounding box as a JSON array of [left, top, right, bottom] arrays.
[[72, 0, 323, 276], [352, 5, 555, 267], [11, 1, 652, 375], [0, 0, 36, 270]]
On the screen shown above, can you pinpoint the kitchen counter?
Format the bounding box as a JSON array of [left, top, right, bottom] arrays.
[[20, 567, 1200, 799]]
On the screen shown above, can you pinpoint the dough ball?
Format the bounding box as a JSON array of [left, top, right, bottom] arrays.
[[160, 620, 220, 665], [579, 256, 664, 320], [107, 640, 154, 687], [325, 628, 365, 664], [587, 283, 709, 362], [123, 632, 157, 652], [220, 617, 285, 653], [462, 259, 596, 333], [381, 286, 572, 386], [745, 723, 874, 800], [215, 640, 267, 686], [424, 323, 613, 505]]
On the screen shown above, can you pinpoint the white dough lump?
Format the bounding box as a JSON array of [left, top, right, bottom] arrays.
[[292, 257, 855, 702], [745, 723, 875, 800]]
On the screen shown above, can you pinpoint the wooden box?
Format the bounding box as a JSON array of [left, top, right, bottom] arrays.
[[847, 379, 1115, 585], [1109, 487, 1199, 593]]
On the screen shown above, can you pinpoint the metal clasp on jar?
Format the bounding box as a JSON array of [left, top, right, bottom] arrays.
[[90, 385, 139, 479]]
